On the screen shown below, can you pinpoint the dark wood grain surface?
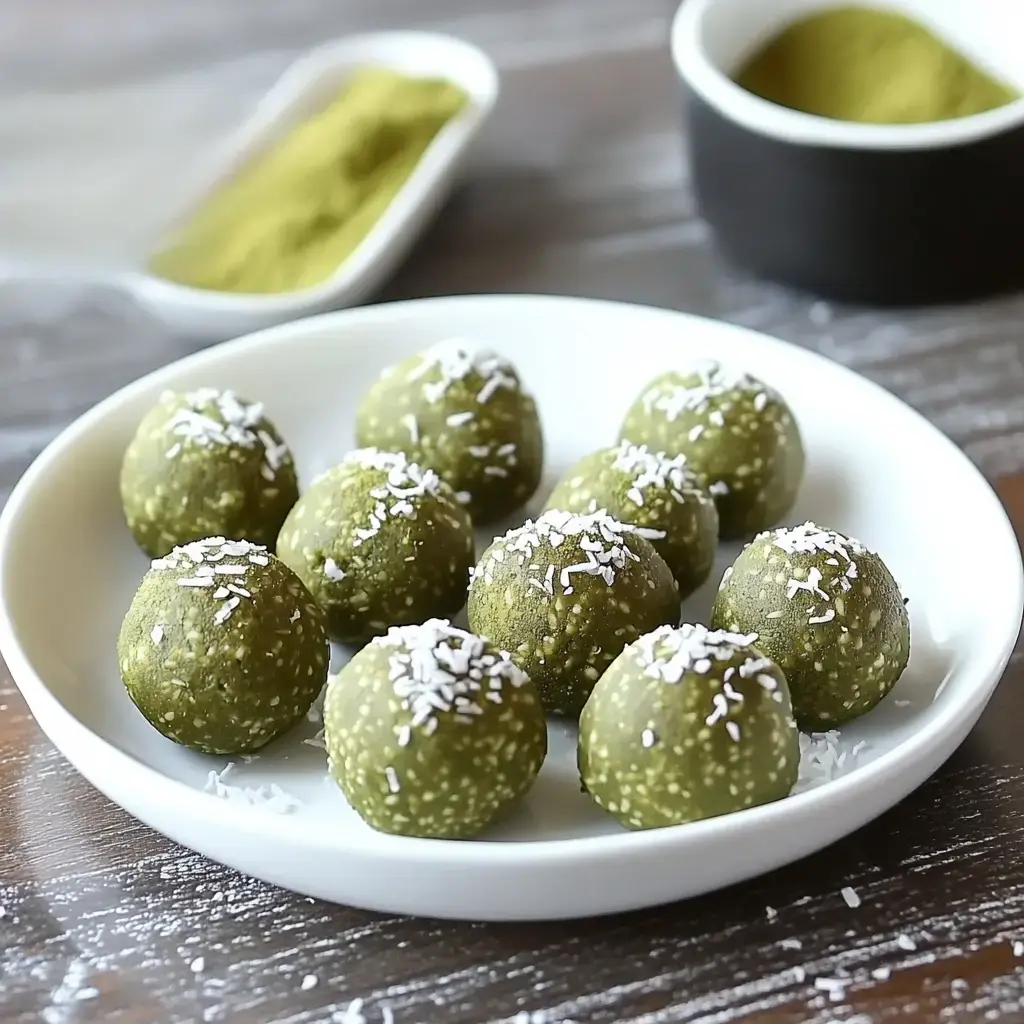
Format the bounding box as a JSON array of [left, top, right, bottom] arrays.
[[4, 1, 1024, 1021]]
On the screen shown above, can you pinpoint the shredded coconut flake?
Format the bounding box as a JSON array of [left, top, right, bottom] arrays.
[[470, 508, 664, 595], [399, 414, 419, 444], [163, 387, 289, 481], [632, 622, 760, 685], [342, 449, 446, 546], [152, 537, 268, 626], [203, 767, 303, 814], [406, 339, 522, 405], [323, 557, 347, 581], [641, 360, 771, 422], [332, 998, 367, 1024], [794, 731, 869, 793], [760, 520, 866, 560], [610, 441, 707, 505], [372, 619, 527, 739]]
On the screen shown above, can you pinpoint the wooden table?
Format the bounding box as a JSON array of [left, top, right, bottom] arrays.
[[3, 1, 1024, 1020]]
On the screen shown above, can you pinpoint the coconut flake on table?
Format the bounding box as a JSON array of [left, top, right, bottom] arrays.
[[374, 618, 529, 738], [610, 441, 707, 506], [470, 508, 664, 594], [841, 886, 862, 908], [330, 998, 397, 1024], [161, 387, 290, 481], [814, 976, 848, 1002], [405, 339, 523, 406], [641, 359, 775, 422]]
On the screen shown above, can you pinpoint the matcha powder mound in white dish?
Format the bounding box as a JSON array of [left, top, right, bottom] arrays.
[[120, 387, 298, 558], [354, 339, 544, 524], [467, 508, 681, 719], [324, 618, 547, 839], [544, 441, 719, 599], [619, 360, 804, 541], [578, 623, 800, 829], [712, 520, 910, 731], [117, 537, 330, 755], [276, 448, 474, 646]]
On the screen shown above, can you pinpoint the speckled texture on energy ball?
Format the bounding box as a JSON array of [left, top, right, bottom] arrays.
[[711, 521, 911, 731], [543, 442, 719, 600], [120, 387, 298, 558], [276, 448, 474, 646], [578, 623, 799, 830], [467, 508, 681, 719], [354, 339, 544, 524], [619, 360, 804, 540], [324, 618, 547, 838], [117, 537, 329, 755]]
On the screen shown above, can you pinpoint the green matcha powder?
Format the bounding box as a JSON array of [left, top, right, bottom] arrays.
[[735, 6, 1019, 125]]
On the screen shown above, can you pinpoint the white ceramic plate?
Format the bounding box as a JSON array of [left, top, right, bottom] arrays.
[[1, 295, 1020, 922], [116, 32, 498, 340]]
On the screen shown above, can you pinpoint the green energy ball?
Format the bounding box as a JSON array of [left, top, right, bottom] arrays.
[[578, 623, 800, 830], [117, 537, 329, 755], [543, 441, 719, 600], [324, 618, 548, 838], [712, 521, 911, 731], [355, 340, 544, 524], [619, 360, 804, 540], [467, 508, 681, 718], [120, 387, 299, 558], [276, 448, 474, 645]]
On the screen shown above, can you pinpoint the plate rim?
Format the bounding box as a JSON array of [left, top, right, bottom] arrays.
[[1, 292, 1021, 871]]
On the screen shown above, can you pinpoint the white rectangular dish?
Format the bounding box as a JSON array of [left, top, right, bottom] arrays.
[[115, 32, 499, 340]]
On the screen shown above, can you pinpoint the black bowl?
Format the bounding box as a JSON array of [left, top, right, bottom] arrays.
[[671, 0, 1024, 306]]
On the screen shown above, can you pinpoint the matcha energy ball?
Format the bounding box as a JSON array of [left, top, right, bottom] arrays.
[[712, 520, 911, 730], [276, 448, 474, 645], [467, 508, 681, 718], [579, 623, 800, 830], [544, 441, 719, 599], [117, 536, 329, 755], [355, 339, 544, 524], [120, 387, 299, 558], [619, 360, 804, 540], [324, 618, 548, 838]]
